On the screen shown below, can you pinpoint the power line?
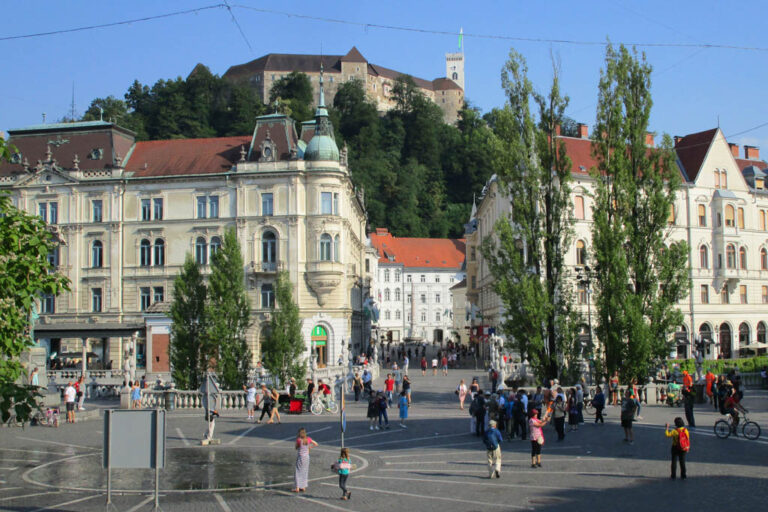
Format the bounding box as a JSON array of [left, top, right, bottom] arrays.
[[0, 4, 226, 41], [224, 0, 254, 54], [233, 4, 768, 52]]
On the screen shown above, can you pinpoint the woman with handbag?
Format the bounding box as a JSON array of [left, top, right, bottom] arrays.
[[529, 408, 550, 468]]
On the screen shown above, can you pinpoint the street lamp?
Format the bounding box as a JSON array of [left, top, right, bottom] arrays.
[[576, 266, 594, 381]]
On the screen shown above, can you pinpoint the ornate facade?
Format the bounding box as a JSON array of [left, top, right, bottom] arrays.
[[1, 81, 369, 378]]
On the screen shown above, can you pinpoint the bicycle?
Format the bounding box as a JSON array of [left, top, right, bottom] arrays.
[[714, 411, 761, 440], [34, 407, 60, 427], [310, 396, 339, 416]]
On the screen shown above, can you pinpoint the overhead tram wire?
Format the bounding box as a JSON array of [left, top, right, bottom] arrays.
[[224, 0, 254, 54], [0, 4, 227, 41]]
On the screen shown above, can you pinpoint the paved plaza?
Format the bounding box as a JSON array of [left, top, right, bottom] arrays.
[[1, 369, 767, 511]]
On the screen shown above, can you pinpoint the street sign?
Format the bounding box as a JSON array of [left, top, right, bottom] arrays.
[[341, 410, 347, 434]]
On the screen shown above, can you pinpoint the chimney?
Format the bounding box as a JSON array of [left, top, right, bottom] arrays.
[[554, 124, 561, 136], [645, 133, 654, 147], [745, 145, 760, 160], [578, 123, 588, 138], [674, 135, 683, 145], [728, 143, 739, 158]]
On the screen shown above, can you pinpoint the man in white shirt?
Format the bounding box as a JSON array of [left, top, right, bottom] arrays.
[[403, 355, 409, 375], [243, 382, 257, 421], [64, 381, 76, 424]]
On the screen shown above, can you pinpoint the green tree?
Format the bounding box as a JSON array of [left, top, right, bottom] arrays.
[[269, 71, 314, 124], [481, 50, 580, 381], [590, 45, 688, 382], [82, 95, 145, 136], [262, 271, 306, 386], [169, 254, 207, 390], [205, 228, 251, 389], [0, 138, 70, 423]]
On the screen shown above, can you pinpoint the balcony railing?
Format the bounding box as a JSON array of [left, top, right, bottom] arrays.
[[250, 260, 283, 274]]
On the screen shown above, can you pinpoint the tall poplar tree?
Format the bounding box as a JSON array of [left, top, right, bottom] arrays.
[[205, 228, 251, 389], [261, 271, 306, 386], [169, 254, 207, 390], [481, 51, 580, 381], [591, 45, 688, 381]]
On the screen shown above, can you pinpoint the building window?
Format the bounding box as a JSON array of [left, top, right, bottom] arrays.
[[407, 294, 412, 304], [407, 313, 412, 323], [92, 240, 103, 268], [262, 193, 273, 216], [334, 235, 341, 262], [47, 247, 59, 268], [762, 248, 768, 270], [321, 192, 333, 214], [139, 287, 151, 311], [721, 286, 729, 304], [700, 245, 709, 269], [261, 232, 276, 268], [384, 289, 391, 301], [319, 234, 332, 261], [722, 171, 728, 188], [333, 193, 339, 215], [154, 198, 163, 220], [406, 274, 412, 283], [92, 200, 103, 223], [395, 310, 401, 320], [38, 202, 58, 224], [576, 240, 586, 266], [420, 275, 426, 283], [395, 288, 401, 301], [154, 239, 165, 266], [760, 210, 767, 231], [577, 283, 587, 304], [154, 287, 164, 303], [385, 310, 391, 320], [740, 285, 747, 304], [726, 244, 736, 269], [435, 293, 441, 303], [700, 285, 709, 304], [436, 311, 441, 322], [435, 276, 440, 283], [365, 258, 370, 273], [698, 204, 706, 226], [209, 196, 219, 219], [739, 247, 747, 269], [41, 294, 55, 314], [384, 270, 390, 282], [141, 199, 151, 221], [738, 208, 745, 229], [140, 239, 151, 267], [197, 196, 207, 219], [725, 205, 735, 227], [394, 270, 401, 281], [195, 237, 207, 265], [763, 286, 768, 304], [420, 293, 426, 304], [92, 288, 102, 313], [209, 236, 221, 258], [574, 196, 585, 220], [714, 170, 721, 188], [38, 203, 47, 222], [420, 311, 427, 323], [261, 283, 274, 308]]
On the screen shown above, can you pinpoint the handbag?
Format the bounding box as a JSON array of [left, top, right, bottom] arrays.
[[537, 436, 544, 445]]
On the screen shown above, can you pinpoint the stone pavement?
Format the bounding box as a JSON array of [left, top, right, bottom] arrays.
[[1, 368, 767, 511]]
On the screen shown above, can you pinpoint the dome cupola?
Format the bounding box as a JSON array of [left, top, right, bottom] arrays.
[[304, 65, 339, 162]]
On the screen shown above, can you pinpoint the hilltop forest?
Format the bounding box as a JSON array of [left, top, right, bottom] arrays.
[[78, 65, 511, 238]]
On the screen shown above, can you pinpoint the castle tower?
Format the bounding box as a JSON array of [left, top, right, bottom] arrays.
[[445, 52, 464, 91]]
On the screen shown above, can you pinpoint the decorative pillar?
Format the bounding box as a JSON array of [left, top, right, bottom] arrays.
[[81, 337, 88, 377]]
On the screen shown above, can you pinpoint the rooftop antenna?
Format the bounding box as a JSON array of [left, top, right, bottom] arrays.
[[42, 113, 46, 124], [69, 82, 76, 122]]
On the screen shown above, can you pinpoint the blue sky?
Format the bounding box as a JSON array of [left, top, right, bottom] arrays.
[[2, 1, 767, 153]]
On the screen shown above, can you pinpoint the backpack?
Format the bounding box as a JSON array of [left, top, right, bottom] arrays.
[[512, 399, 524, 417], [677, 428, 690, 452], [483, 430, 498, 451]]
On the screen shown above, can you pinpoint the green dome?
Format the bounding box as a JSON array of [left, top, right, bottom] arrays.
[[305, 134, 339, 161]]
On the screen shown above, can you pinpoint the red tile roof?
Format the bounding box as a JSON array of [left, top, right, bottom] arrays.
[[341, 46, 367, 62], [432, 78, 463, 91], [556, 136, 598, 176], [674, 128, 717, 181], [735, 157, 768, 172], [125, 136, 250, 177], [370, 228, 465, 269]]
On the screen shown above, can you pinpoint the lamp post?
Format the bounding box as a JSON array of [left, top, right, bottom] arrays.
[[576, 266, 594, 381]]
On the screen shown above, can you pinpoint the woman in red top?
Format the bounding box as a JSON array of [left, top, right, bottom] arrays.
[[420, 357, 428, 376]]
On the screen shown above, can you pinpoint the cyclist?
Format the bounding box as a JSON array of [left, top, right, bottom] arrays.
[[315, 379, 332, 410], [722, 386, 747, 435]]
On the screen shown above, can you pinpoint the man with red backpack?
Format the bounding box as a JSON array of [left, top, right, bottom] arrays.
[[665, 417, 690, 480]]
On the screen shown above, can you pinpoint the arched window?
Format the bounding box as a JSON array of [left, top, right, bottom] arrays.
[[574, 196, 585, 220], [139, 239, 151, 267], [699, 323, 712, 343], [261, 232, 276, 269], [395, 288, 401, 301], [576, 240, 586, 266], [153, 239, 165, 266], [384, 288, 390, 301], [334, 235, 341, 262], [195, 237, 207, 265], [758, 321, 767, 344], [319, 234, 332, 261], [722, 171, 728, 188], [725, 205, 735, 227], [699, 245, 709, 269], [739, 247, 747, 269], [739, 322, 750, 347], [719, 323, 732, 359], [92, 240, 103, 268], [726, 244, 736, 269], [210, 236, 221, 257], [738, 208, 745, 229], [762, 248, 768, 270], [698, 204, 707, 226], [714, 170, 721, 188]]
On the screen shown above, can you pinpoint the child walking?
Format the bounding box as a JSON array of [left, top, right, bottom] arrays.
[[334, 447, 352, 500], [665, 417, 690, 480], [398, 390, 409, 428]]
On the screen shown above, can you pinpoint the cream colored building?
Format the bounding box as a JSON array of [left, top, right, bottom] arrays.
[[223, 47, 464, 124], [465, 125, 768, 361], [1, 82, 369, 377]]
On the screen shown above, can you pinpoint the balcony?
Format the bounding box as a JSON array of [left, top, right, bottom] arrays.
[[306, 261, 344, 306], [250, 260, 284, 275]]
